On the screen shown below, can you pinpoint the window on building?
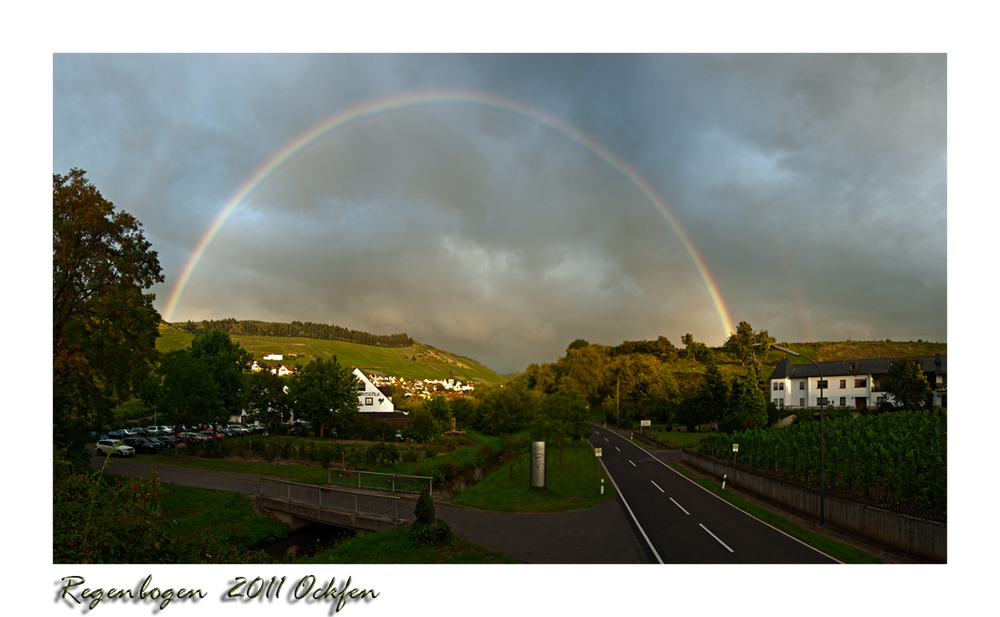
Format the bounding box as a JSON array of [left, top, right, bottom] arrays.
[[855, 379, 867, 388], [778, 398, 784, 407], [799, 381, 805, 390], [840, 397, 847, 406], [840, 379, 847, 388], [817, 380, 828, 389], [799, 398, 805, 407], [365, 397, 374, 406]]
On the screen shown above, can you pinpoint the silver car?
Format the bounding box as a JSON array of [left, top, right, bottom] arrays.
[[95, 439, 135, 457]]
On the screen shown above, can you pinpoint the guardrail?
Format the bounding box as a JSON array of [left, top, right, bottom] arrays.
[[326, 468, 433, 497], [259, 477, 401, 521]]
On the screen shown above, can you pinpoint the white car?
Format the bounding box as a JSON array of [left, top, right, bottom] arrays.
[[95, 439, 135, 457]]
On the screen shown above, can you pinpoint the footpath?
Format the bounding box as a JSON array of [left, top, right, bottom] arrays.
[[91, 454, 650, 564]]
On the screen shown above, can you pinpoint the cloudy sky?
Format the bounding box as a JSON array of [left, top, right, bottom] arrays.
[[52, 54, 946, 374]]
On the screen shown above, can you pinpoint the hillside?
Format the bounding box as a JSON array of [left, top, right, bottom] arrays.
[[156, 322, 507, 386]]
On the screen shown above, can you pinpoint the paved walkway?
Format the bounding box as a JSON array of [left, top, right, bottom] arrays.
[[91, 454, 650, 563]]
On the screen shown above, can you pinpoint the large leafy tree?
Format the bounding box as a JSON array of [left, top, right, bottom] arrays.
[[724, 321, 776, 366], [530, 387, 589, 466], [883, 358, 933, 409], [146, 349, 222, 442], [288, 357, 360, 437], [188, 330, 253, 426], [53, 169, 163, 450], [243, 369, 291, 430]]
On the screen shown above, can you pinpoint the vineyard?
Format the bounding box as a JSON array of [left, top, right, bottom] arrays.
[[698, 409, 946, 513]]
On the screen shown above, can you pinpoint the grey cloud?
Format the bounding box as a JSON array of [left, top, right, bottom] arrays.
[[54, 54, 946, 373]]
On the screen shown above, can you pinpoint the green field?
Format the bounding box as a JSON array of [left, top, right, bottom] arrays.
[[157, 323, 506, 385]]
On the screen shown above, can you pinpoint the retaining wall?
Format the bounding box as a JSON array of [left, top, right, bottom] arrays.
[[680, 449, 946, 562]]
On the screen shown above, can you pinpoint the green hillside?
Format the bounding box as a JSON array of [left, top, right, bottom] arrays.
[[157, 323, 506, 385]]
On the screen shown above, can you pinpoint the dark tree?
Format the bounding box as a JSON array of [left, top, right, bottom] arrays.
[[188, 330, 253, 427], [288, 357, 360, 437], [53, 169, 163, 453], [883, 358, 934, 409]]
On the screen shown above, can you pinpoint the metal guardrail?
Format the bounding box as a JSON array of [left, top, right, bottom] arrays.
[[259, 477, 401, 521], [325, 468, 433, 497]]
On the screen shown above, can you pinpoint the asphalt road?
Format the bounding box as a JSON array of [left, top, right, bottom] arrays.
[[588, 424, 840, 564]]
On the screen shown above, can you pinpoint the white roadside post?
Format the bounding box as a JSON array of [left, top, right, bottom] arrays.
[[732, 443, 739, 485], [595, 448, 603, 494]]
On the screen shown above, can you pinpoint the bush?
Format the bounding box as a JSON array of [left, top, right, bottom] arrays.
[[414, 487, 435, 524]]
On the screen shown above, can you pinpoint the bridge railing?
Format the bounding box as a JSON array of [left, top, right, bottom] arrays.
[[326, 468, 433, 497], [259, 477, 401, 521]]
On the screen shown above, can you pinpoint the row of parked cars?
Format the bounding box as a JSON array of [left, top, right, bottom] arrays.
[[93, 423, 265, 457]]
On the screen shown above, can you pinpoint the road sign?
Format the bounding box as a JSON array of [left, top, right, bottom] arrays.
[[733, 443, 739, 452], [595, 448, 603, 457], [640, 420, 651, 427]]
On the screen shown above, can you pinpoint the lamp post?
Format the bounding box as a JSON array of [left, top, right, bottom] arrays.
[[771, 344, 826, 525]]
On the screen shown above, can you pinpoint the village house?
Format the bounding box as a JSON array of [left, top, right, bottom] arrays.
[[768, 354, 947, 410]]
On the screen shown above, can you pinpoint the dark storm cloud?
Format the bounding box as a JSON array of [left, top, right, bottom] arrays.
[[53, 54, 946, 373]]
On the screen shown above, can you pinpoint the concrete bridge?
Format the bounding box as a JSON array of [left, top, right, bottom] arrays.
[[253, 477, 416, 532]]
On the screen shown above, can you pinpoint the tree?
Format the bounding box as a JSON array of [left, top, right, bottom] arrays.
[[243, 369, 291, 430], [724, 321, 776, 366], [530, 387, 589, 466], [53, 169, 164, 451], [405, 408, 440, 443], [424, 394, 451, 427], [449, 395, 476, 429], [188, 330, 253, 427], [151, 351, 218, 444], [882, 358, 933, 409], [735, 363, 769, 430], [696, 354, 730, 426], [287, 357, 360, 437], [476, 383, 535, 435]]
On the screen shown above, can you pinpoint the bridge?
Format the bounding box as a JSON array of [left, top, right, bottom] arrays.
[[254, 476, 418, 532]]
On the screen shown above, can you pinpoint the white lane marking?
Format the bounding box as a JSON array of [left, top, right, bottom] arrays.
[[615, 446, 620, 452], [700, 524, 734, 553], [599, 459, 664, 564], [670, 497, 690, 515], [651, 480, 664, 493], [629, 460, 636, 467]]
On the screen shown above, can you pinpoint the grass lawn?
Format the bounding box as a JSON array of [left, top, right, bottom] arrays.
[[450, 438, 612, 512], [155, 483, 289, 549]]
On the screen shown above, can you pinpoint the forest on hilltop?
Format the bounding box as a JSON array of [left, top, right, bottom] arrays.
[[176, 318, 414, 348]]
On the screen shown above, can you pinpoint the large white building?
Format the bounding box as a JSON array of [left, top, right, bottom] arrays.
[[354, 368, 395, 413], [768, 354, 946, 410]]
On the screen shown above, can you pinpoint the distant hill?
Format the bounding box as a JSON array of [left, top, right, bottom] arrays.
[[157, 322, 507, 386]]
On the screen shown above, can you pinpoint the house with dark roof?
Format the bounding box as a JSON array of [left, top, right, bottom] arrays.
[[767, 354, 946, 410]]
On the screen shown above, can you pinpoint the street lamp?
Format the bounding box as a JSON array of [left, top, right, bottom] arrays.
[[771, 344, 826, 525]]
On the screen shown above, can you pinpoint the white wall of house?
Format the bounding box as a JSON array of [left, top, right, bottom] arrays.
[[354, 368, 395, 412], [771, 375, 878, 409]]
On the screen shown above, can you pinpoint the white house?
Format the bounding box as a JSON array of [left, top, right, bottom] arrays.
[[354, 368, 395, 413], [264, 354, 283, 361], [768, 354, 947, 410]]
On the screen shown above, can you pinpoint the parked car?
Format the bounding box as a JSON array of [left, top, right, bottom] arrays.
[[153, 435, 176, 447], [199, 429, 226, 440], [122, 437, 159, 454], [95, 439, 134, 457], [145, 426, 162, 436], [227, 425, 250, 436], [108, 428, 135, 439]]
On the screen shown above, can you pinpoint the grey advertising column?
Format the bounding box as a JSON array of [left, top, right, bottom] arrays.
[[531, 441, 546, 488]]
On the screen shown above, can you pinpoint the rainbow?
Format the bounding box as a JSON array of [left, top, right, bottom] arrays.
[[162, 90, 735, 339]]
